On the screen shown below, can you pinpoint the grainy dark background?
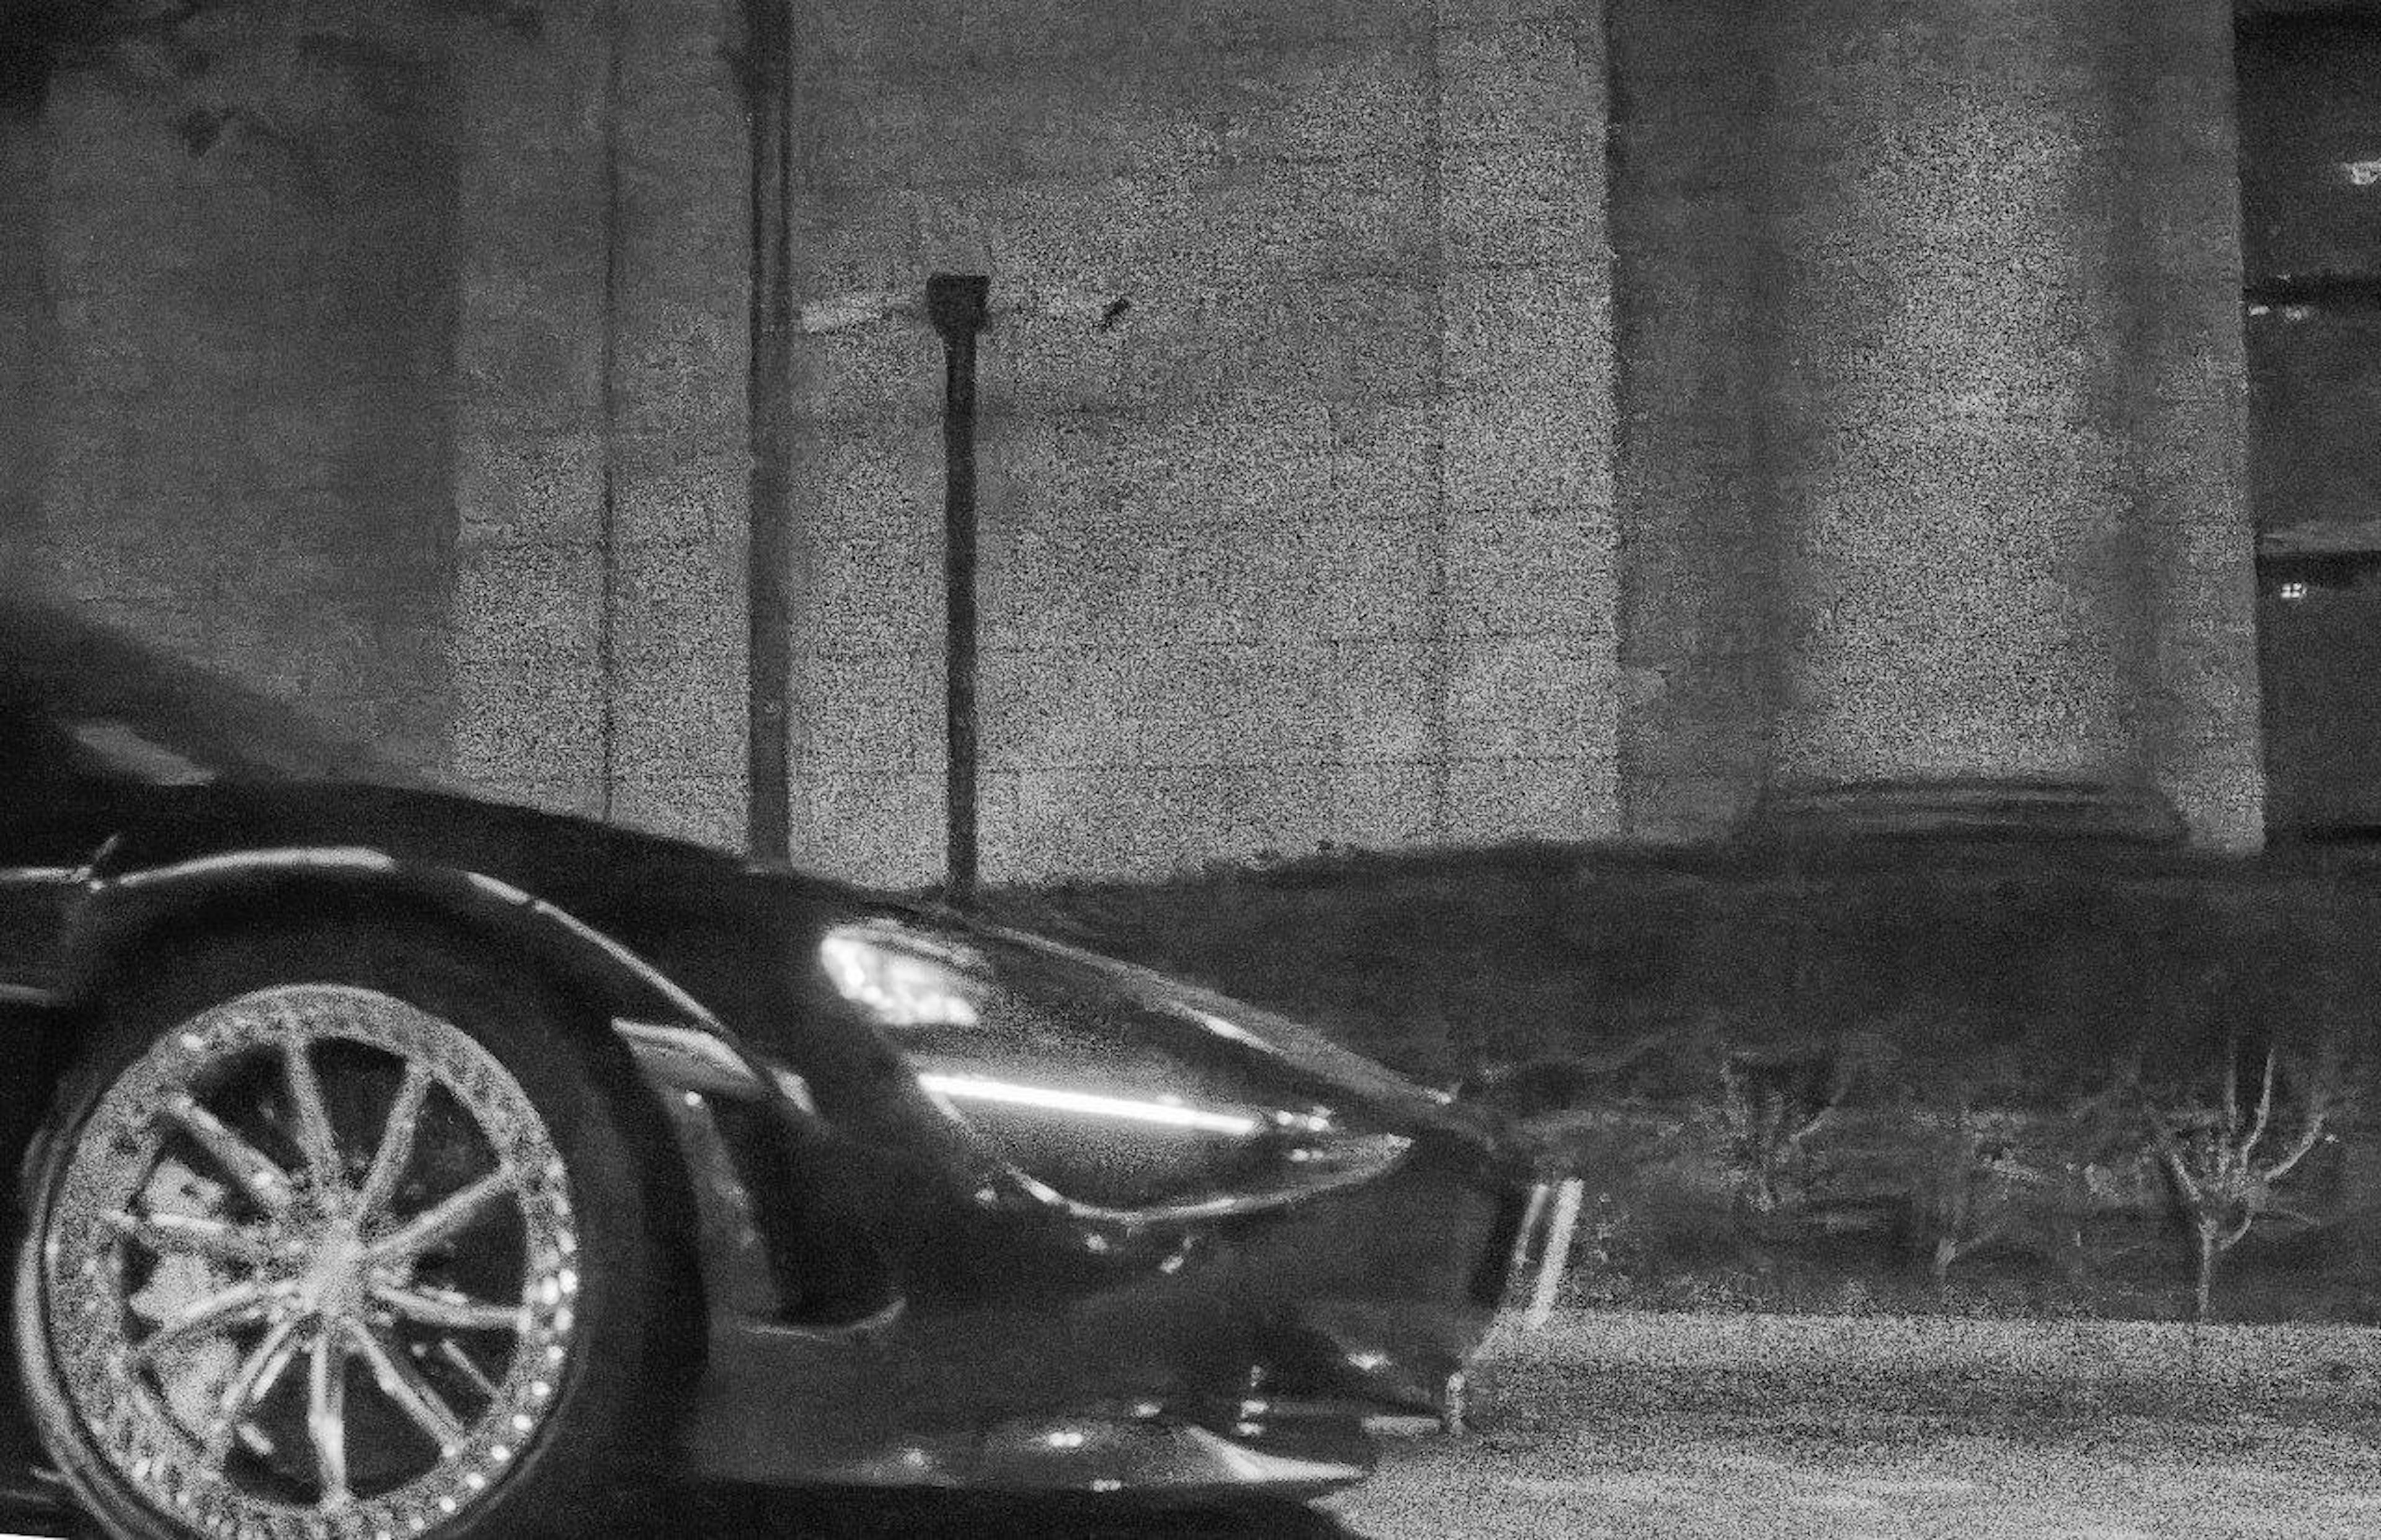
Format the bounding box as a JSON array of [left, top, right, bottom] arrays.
[[7, 0, 2353, 893], [8, 3, 2381, 1537]]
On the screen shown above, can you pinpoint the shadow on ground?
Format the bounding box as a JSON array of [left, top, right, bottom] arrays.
[[0, 1484, 1372, 1540], [679, 1487, 1372, 1539], [0, 1486, 1368, 1540]]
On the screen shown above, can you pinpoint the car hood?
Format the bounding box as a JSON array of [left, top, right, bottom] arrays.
[[931, 913, 1523, 1161], [94, 780, 1519, 1160], [93, 779, 816, 908]]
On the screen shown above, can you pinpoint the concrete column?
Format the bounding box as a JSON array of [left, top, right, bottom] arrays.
[[1749, 0, 2263, 846], [446, 0, 750, 849], [0, 86, 48, 562], [446, 1, 610, 817], [603, 0, 752, 850]]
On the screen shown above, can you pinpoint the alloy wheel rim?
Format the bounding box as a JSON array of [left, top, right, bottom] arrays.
[[41, 985, 581, 1539]]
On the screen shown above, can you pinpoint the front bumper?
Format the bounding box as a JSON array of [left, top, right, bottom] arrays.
[[660, 1089, 1529, 1495], [683, 1359, 1384, 1500]]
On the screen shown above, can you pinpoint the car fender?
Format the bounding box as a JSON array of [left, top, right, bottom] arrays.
[[53, 845, 807, 1112], [16, 845, 820, 1327], [61, 844, 693, 1019]]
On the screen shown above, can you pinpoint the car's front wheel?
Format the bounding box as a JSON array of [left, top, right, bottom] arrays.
[[12, 921, 693, 1539]]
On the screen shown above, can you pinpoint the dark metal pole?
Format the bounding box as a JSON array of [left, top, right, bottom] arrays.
[[927, 273, 990, 903], [742, 0, 796, 861]]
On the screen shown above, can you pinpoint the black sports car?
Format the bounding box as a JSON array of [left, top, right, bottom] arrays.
[[0, 597, 1536, 1539]]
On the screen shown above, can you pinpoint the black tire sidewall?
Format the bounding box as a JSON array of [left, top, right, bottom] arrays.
[[13, 917, 695, 1540]]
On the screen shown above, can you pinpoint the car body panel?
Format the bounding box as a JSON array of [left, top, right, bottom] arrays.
[[0, 598, 1535, 1511]]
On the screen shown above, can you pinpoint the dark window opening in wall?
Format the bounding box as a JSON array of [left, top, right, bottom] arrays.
[[2239, 9, 2381, 834]]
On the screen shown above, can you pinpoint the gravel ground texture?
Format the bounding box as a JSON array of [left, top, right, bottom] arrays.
[[12, 1308, 2381, 1538], [1325, 1309, 2381, 1539]]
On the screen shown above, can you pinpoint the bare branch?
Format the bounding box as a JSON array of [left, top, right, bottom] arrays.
[[2263, 1105, 2333, 1187], [2241, 1045, 2277, 1162], [1785, 1100, 1837, 1153], [2220, 1024, 2240, 1131], [2132, 1021, 2351, 1323], [2148, 1119, 2208, 1216]]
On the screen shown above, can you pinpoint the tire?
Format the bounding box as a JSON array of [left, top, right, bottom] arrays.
[[12, 918, 698, 1540]]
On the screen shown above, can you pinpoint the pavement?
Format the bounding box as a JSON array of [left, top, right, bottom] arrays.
[[11, 1309, 2381, 1538], [1326, 1309, 2381, 1539]]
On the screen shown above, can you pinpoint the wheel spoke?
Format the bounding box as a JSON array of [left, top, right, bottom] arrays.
[[369, 1169, 514, 1263], [437, 1339, 501, 1401], [282, 1033, 344, 1188], [353, 1062, 435, 1226], [307, 1325, 351, 1507], [201, 1309, 308, 1468], [348, 1320, 465, 1453], [106, 1209, 272, 1267], [127, 1280, 271, 1368], [370, 1280, 528, 1334], [163, 1094, 295, 1218]]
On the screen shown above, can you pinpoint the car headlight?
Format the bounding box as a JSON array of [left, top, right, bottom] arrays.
[[818, 919, 1411, 1217]]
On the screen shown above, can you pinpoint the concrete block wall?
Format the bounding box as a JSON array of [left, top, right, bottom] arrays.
[[447, 0, 752, 849], [446, 1, 611, 818], [14, 1, 461, 766], [4, 0, 752, 854], [7, 0, 1623, 884], [784, 0, 1623, 885]]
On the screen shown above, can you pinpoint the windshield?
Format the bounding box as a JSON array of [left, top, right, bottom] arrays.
[[0, 598, 435, 789]]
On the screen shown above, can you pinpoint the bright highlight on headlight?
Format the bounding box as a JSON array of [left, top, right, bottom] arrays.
[[818, 920, 1417, 1218], [820, 927, 981, 1028], [917, 1073, 1262, 1136]]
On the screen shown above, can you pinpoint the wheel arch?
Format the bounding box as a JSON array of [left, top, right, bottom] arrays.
[[16, 849, 727, 1334], [60, 847, 705, 1030], [11, 888, 719, 1534], [16, 847, 853, 1365]]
